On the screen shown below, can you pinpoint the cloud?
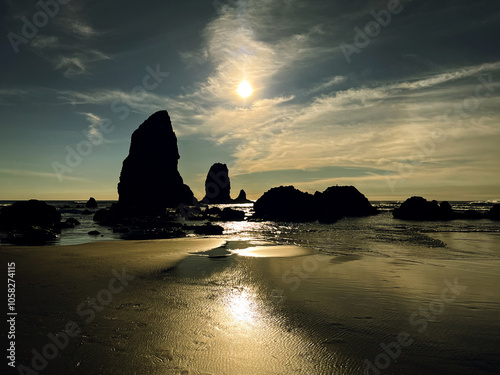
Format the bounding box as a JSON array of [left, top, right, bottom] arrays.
[[50, 0, 499, 196], [178, 0, 336, 106], [80, 112, 104, 139], [0, 168, 88, 182], [308, 76, 346, 95], [68, 20, 98, 38], [15, 0, 111, 79], [0, 89, 28, 105], [53, 50, 110, 77], [31, 38, 111, 78]]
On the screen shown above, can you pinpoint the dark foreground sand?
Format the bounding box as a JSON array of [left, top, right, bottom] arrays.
[[1, 237, 500, 374]]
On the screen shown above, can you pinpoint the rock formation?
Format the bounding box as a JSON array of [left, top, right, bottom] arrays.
[[0, 200, 61, 244], [202, 163, 231, 203], [117, 110, 195, 213], [220, 207, 245, 221], [314, 186, 378, 222], [252, 185, 377, 222], [0, 200, 61, 230], [233, 189, 252, 203], [86, 197, 98, 208], [485, 204, 500, 220], [253, 186, 316, 222], [393, 197, 455, 220]]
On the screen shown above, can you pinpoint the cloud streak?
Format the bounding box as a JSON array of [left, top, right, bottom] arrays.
[[0, 168, 88, 182]]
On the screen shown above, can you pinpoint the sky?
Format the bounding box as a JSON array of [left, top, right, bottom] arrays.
[[1, 0, 499, 201]]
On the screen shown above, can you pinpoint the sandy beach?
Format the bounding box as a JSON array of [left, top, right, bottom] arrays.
[[2, 236, 500, 374]]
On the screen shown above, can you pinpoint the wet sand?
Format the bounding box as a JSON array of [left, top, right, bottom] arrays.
[[1, 238, 500, 374]]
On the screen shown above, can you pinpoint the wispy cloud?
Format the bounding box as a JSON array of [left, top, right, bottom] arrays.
[[12, 0, 112, 79], [0, 89, 27, 105], [49, 0, 500, 195], [80, 112, 104, 139], [308, 76, 346, 95], [68, 20, 98, 38], [0, 168, 88, 182], [53, 50, 110, 77]]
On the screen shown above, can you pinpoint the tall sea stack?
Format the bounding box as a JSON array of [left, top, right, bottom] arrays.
[[202, 163, 231, 203], [117, 111, 195, 211]]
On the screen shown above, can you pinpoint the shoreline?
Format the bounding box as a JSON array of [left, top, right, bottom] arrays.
[[2, 236, 500, 374]]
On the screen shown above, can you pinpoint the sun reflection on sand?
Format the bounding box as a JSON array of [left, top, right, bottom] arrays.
[[226, 288, 261, 325]]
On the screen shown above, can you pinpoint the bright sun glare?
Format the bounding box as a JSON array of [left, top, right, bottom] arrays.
[[237, 81, 253, 98]]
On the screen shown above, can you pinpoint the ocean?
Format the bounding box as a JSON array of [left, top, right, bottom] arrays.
[[1, 200, 498, 257]]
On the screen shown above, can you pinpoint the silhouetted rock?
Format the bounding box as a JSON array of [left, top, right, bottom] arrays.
[[220, 207, 245, 221], [0, 200, 62, 245], [117, 110, 195, 213], [0, 200, 61, 231], [5, 227, 59, 245], [205, 207, 223, 216], [393, 197, 455, 220], [253, 185, 377, 222], [58, 218, 81, 229], [93, 208, 114, 225], [314, 186, 378, 222], [233, 189, 252, 203], [253, 186, 316, 222], [113, 227, 131, 234], [88, 230, 101, 236], [202, 163, 231, 203], [86, 197, 98, 208], [485, 204, 500, 220], [203, 207, 222, 221], [187, 212, 205, 221], [439, 201, 455, 220], [193, 223, 224, 235]]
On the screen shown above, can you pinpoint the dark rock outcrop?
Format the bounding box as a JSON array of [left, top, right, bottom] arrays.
[[220, 207, 245, 221], [58, 218, 81, 229], [253, 186, 316, 222], [193, 223, 224, 235], [393, 197, 455, 221], [117, 110, 195, 213], [252, 185, 377, 222], [93, 208, 113, 225], [0, 200, 61, 245], [5, 228, 59, 245], [202, 163, 231, 204], [233, 189, 252, 203], [86, 197, 98, 208], [485, 204, 500, 220], [0, 200, 61, 231], [314, 186, 378, 222]]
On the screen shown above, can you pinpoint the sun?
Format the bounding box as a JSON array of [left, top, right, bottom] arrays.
[[237, 80, 253, 98]]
